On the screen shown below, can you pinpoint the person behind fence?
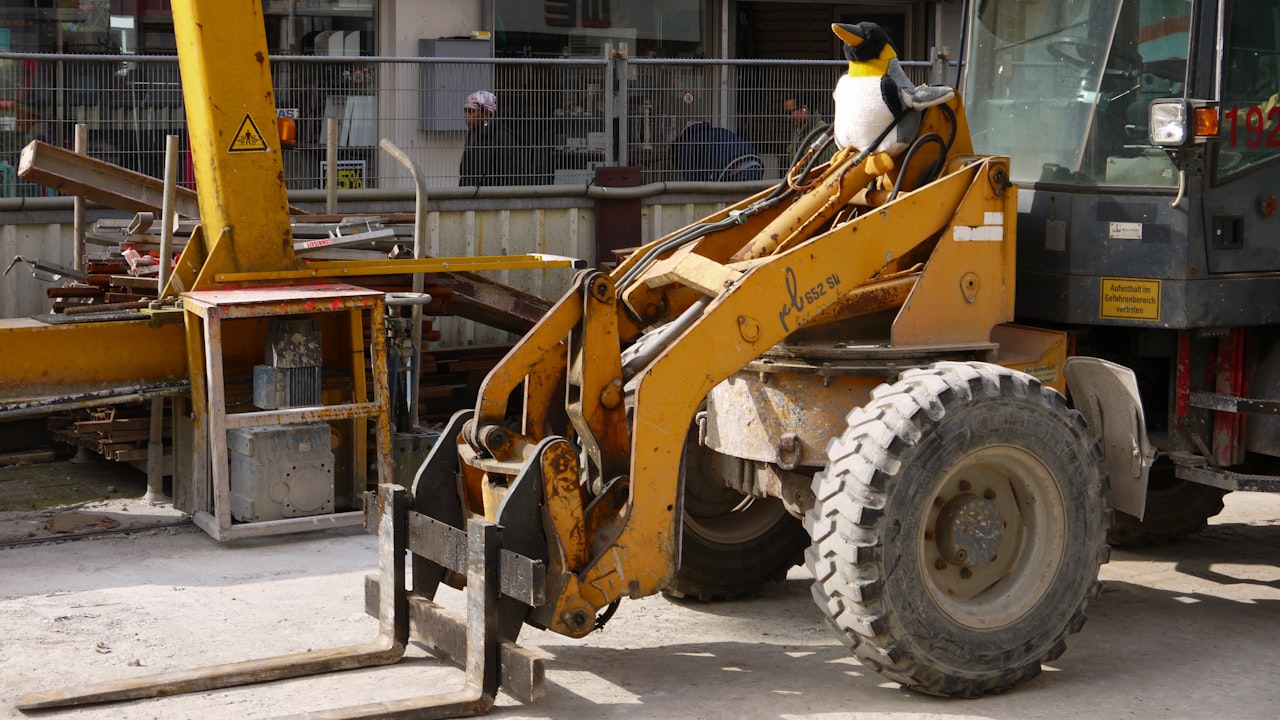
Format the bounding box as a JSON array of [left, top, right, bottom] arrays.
[[459, 90, 525, 186], [670, 121, 764, 182], [783, 90, 836, 167]]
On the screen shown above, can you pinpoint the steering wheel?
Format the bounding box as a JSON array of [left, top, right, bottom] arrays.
[[1047, 36, 1143, 78]]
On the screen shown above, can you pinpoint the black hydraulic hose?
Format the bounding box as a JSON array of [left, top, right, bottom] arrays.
[[790, 122, 835, 177], [618, 110, 919, 294], [616, 179, 796, 292], [938, 102, 959, 153], [888, 133, 946, 202], [887, 104, 960, 201]]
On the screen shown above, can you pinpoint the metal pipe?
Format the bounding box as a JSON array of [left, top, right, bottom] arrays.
[[378, 138, 429, 429], [326, 117, 339, 215], [621, 296, 712, 379], [158, 134, 178, 298], [144, 396, 167, 503], [0, 178, 781, 215], [0, 385, 185, 421], [72, 124, 86, 272]]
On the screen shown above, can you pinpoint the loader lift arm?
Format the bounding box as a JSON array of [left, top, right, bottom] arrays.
[[431, 97, 1018, 638]]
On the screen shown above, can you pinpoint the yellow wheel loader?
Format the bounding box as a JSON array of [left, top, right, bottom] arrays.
[[390, 97, 1107, 700]]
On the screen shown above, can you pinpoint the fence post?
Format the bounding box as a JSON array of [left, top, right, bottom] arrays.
[[615, 45, 629, 167], [603, 44, 616, 167], [930, 47, 951, 87]]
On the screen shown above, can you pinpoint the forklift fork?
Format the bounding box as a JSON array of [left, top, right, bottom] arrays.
[[16, 439, 547, 720]]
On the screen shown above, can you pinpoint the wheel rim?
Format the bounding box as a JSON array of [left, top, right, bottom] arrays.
[[685, 490, 790, 544], [920, 445, 1067, 629], [683, 460, 790, 544]]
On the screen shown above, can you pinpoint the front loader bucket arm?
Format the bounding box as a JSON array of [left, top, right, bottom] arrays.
[[447, 117, 1014, 639], [562, 156, 1015, 619]]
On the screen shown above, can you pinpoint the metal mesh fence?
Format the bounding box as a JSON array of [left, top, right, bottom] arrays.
[[0, 51, 935, 197]]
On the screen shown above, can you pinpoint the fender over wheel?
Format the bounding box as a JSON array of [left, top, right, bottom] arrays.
[[806, 362, 1110, 697]]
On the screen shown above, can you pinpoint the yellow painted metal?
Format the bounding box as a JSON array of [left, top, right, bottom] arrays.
[[214, 255, 580, 284], [892, 162, 1016, 347], [521, 341, 568, 443], [733, 156, 872, 262], [347, 305, 371, 492], [539, 438, 590, 573], [475, 273, 586, 435], [545, 161, 1007, 624], [171, 0, 297, 285], [992, 323, 1071, 394], [565, 273, 629, 479], [0, 318, 187, 401]]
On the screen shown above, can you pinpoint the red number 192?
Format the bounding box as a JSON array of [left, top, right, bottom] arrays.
[[1224, 105, 1280, 148]]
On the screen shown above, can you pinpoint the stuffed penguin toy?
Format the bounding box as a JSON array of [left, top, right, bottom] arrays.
[[831, 22, 954, 156]]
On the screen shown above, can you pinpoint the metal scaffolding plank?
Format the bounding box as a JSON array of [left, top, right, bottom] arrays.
[[18, 140, 202, 219]]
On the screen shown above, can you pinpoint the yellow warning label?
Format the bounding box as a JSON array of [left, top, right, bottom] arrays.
[[228, 114, 269, 152], [1099, 277, 1161, 321]]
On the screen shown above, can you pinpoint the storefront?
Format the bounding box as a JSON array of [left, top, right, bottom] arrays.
[[0, 1, 376, 55]]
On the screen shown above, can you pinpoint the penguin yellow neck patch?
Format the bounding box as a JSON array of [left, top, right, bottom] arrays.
[[847, 58, 890, 77]]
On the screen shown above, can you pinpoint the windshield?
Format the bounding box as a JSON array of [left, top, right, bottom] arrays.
[[964, 0, 1191, 187]]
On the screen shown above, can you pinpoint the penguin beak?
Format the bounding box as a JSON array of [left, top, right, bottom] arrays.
[[831, 23, 864, 47]]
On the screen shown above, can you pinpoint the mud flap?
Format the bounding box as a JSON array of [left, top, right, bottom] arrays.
[[1063, 356, 1155, 519]]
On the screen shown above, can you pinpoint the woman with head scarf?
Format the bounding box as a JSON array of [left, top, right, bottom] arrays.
[[459, 90, 523, 186]]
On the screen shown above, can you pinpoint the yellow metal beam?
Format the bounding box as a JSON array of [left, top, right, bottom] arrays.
[[213, 255, 580, 283], [171, 0, 297, 283], [0, 318, 187, 401]]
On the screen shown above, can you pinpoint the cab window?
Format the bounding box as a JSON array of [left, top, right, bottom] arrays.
[[1216, 0, 1280, 179]]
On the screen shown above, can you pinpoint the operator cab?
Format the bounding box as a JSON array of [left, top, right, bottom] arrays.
[[964, 0, 1190, 187], [963, 0, 1280, 327]]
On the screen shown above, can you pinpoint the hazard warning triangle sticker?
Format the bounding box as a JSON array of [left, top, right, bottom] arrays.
[[228, 113, 269, 152]]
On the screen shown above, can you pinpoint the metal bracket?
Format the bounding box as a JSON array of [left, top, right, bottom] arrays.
[[4, 255, 88, 282]]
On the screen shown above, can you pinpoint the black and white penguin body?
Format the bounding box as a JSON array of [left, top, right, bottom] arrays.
[[831, 22, 954, 156]]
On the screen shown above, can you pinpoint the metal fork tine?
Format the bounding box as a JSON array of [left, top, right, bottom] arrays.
[[273, 520, 502, 720], [16, 484, 412, 713], [16, 642, 405, 710]]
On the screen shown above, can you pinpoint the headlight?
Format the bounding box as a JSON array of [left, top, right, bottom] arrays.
[[1148, 99, 1218, 147], [1149, 100, 1188, 146]]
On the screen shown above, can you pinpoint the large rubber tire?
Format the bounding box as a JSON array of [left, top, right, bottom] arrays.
[[1108, 458, 1227, 547], [806, 362, 1110, 697], [664, 435, 809, 601]]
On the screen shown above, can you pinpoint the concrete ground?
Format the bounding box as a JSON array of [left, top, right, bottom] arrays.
[[0, 461, 1278, 720]]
